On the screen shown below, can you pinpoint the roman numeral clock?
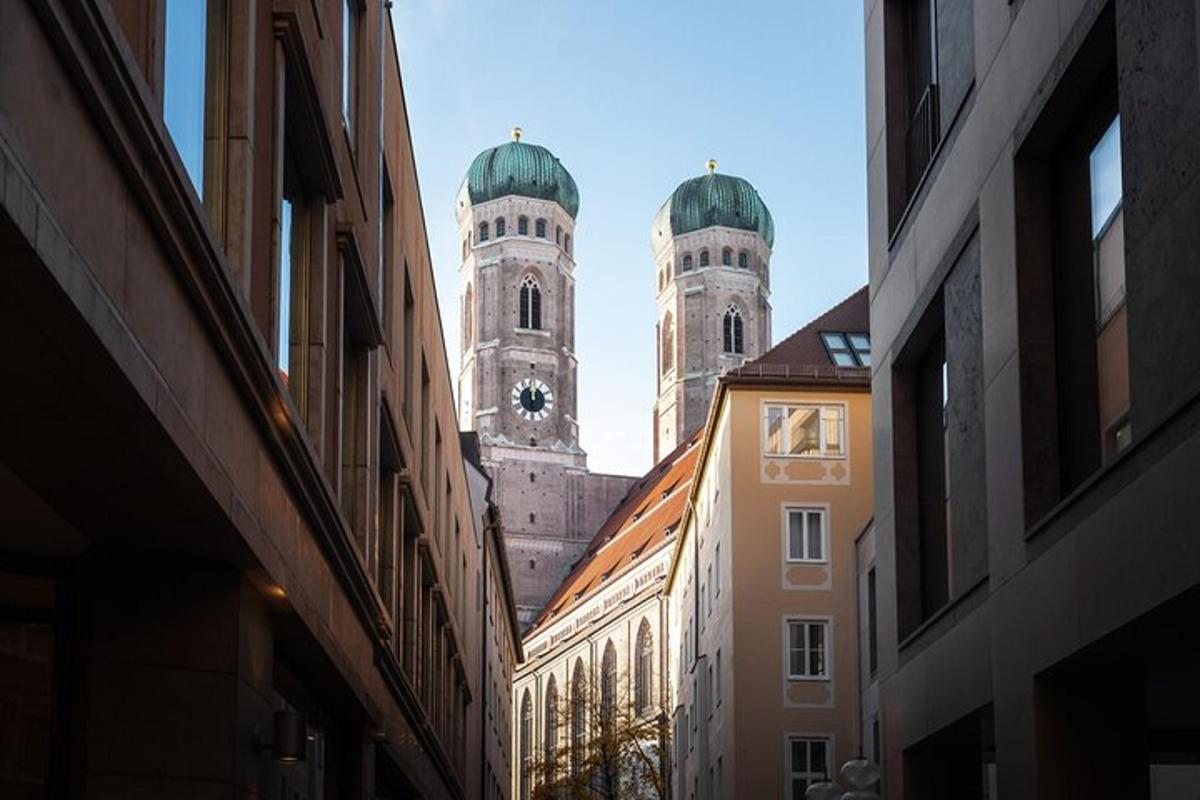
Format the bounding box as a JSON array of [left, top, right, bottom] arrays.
[[512, 378, 554, 422]]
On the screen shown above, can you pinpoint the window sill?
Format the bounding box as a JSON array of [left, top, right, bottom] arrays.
[[785, 558, 829, 566], [764, 452, 847, 461], [786, 675, 831, 683], [514, 327, 551, 338]]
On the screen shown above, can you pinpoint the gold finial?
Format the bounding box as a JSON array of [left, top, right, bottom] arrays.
[[512, 126, 523, 142], [706, 158, 718, 174]]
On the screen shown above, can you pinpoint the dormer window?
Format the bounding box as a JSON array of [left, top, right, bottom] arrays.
[[821, 332, 871, 367]]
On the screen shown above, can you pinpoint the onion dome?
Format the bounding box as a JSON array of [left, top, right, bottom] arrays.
[[655, 159, 774, 247], [465, 128, 579, 218]]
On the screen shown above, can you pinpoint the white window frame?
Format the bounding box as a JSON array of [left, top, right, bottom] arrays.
[[785, 618, 831, 681], [783, 506, 829, 563], [762, 402, 848, 459], [785, 735, 833, 799]]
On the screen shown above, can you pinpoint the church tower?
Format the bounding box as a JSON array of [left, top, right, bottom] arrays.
[[651, 161, 774, 460], [458, 130, 635, 626]]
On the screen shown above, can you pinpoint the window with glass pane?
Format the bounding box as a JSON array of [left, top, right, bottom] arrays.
[[765, 406, 786, 454], [277, 197, 294, 378], [788, 407, 821, 455], [276, 150, 307, 410], [787, 620, 828, 678], [163, 0, 209, 197], [789, 737, 831, 799], [849, 333, 871, 365], [787, 509, 825, 562], [342, 0, 357, 134], [822, 331, 871, 366], [765, 404, 845, 457]]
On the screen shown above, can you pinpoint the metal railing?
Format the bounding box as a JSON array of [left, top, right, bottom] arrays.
[[905, 83, 940, 199]]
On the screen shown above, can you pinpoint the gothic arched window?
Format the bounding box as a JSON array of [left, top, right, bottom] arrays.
[[722, 247, 733, 266], [699, 249, 710, 267], [555, 225, 562, 245], [535, 218, 547, 238], [564, 233, 571, 254], [462, 284, 473, 345], [519, 275, 542, 330], [518, 215, 529, 235], [519, 689, 532, 800], [682, 254, 693, 271], [462, 238, 468, 260], [661, 311, 675, 373], [635, 618, 653, 714], [479, 221, 489, 242], [544, 675, 559, 779], [738, 250, 749, 269], [496, 217, 506, 237], [601, 640, 617, 727], [570, 659, 586, 778], [723, 305, 744, 354]]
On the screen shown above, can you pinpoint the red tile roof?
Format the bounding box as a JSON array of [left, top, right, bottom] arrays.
[[526, 431, 702, 633]]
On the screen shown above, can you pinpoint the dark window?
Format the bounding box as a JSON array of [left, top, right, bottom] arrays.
[[519, 275, 542, 330], [564, 233, 571, 254], [535, 218, 547, 238], [699, 249, 710, 267], [381, 167, 395, 342], [555, 225, 562, 245], [682, 254, 693, 271], [721, 247, 732, 266], [723, 306, 744, 354], [571, 659, 586, 778], [661, 311, 675, 373], [635, 619, 654, 714], [544, 676, 559, 779], [738, 250, 749, 269], [519, 690, 532, 800], [904, 705, 994, 800], [479, 221, 489, 242], [1015, 9, 1127, 524], [867, 567, 878, 675], [518, 215, 529, 235], [495, 217, 505, 237]]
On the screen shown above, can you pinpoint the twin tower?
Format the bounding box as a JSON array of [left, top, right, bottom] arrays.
[[456, 131, 774, 625]]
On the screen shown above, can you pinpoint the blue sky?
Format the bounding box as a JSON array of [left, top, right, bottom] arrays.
[[393, 0, 867, 477]]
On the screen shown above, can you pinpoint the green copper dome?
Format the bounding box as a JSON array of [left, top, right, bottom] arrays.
[[466, 139, 579, 219], [658, 171, 774, 248]]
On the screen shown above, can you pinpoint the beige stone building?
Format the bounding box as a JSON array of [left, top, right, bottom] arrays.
[[652, 164, 775, 461], [512, 434, 701, 798], [456, 132, 637, 627], [666, 290, 873, 799]]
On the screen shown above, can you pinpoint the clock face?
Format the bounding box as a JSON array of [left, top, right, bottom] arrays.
[[512, 378, 554, 422]]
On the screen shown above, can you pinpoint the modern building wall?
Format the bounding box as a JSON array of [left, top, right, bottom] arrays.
[[865, 0, 1200, 796], [0, 2, 508, 797], [668, 373, 873, 800]]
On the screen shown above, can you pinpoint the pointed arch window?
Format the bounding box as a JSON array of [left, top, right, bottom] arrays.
[[722, 247, 733, 266], [661, 311, 675, 373], [555, 225, 562, 245], [570, 659, 586, 778], [535, 218, 547, 238], [723, 305, 744, 354], [738, 250, 749, 269], [544, 675, 559, 780], [635, 618, 654, 715], [682, 254, 693, 271], [518, 215, 529, 235], [519, 275, 542, 330], [564, 233, 571, 254], [700, 249, 710, 267], [495, 217, 506, 237], [519, 689, 533, 800], [601, 640, 617, 727], [479, 221, 489, 242], [462, 284, 473, 345]]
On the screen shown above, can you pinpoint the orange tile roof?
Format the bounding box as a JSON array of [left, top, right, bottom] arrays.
[[526, 431, 702, 633]]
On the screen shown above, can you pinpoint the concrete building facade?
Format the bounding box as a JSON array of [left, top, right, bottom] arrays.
[[651, 164, 775, 461], [667, 291, 874, 800], [457, 134, 637, 627], [0, 2, 515, 797], [865, 0, 1200, 796]]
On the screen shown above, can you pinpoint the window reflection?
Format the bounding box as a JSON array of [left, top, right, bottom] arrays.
[[163, 0, 208, 197]]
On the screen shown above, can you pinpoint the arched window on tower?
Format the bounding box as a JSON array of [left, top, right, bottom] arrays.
[[495, 217, 506, 237], [519, 689, 532, 800], [723, 305, 745, 354], [699, 249, 710, 267], [518, 215, 529, 235], [738, 250, 749, 269], [601, 640, 617, 731], [661, 311, 675, 374], [564, 233, 571, 254], [519, 275, 542, 330], [462, 284, 473, 346], [479, 221, 489, 242], [682, 254, 693, 271], [535, 218, 547, 238], [544, 675, 559, 781], [462, 238, 468, 260], [555, 225, 562, 245], [570, 659, 586, 779], [635, 618, 654, 715], [722, 247, 733, 266], [666, 261, 673, 279]]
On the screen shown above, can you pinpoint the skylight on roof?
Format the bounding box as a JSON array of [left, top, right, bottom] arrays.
[[821, 331, 871, 367]]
